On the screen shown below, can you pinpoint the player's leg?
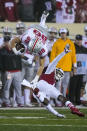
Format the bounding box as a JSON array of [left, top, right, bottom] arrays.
[[33, 89, 65, 118], [57, 95, 85, 117], [2, 72, 13, 107], [13, 72, 23, 106]]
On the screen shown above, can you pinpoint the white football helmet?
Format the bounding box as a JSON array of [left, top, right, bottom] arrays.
[[55, 68, 64, 81], [3, 26, 12, 41], [27, 37, 43, 55], [48, 27, 58, 34], [16, 22, 25, 35], [3, 26, 12, 33], [48, 27, 58, 39], [16, 21, 25, 29]]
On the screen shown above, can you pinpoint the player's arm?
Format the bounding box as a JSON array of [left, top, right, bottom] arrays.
[[71, 42, 77, 75], [45, 44, 70, 74], [10, 37, 21, 48], [31, 57, 45, 84], [36, 57, 45, 76]]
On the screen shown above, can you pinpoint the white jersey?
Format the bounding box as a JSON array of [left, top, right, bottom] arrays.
[[82, 36, 87, 48], [20, 24, 48, 57], [36, 80, 61, 101]]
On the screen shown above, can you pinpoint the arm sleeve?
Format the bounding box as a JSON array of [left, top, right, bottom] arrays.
[[45, 51, 66, 74]]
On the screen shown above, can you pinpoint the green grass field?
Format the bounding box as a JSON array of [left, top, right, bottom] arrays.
[[0, 107, 87, 131]]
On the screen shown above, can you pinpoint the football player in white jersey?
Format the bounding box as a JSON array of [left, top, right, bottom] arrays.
[[22, 45, 84, 118], [13, 22, 36, 107], [10, 10, 49, 90]]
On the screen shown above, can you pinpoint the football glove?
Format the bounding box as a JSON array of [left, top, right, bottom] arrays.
[[57, 113, 66, 118], [30, 75, 39, 87]]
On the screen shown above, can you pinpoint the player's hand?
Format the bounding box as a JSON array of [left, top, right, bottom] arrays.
[[43, 10, 49, 18], [30, 75, 39, 85], [16, 43, 25, 53], [57, 113, 66, 118], [64, 44, 71, 53]]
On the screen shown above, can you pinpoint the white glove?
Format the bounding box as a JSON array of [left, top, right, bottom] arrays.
[[57, 113, 66, 118], [30, 75, 39, 85], [21, 79, 36, 90]]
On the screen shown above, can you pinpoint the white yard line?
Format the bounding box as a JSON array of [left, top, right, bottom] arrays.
[[0, 124, 87, 127], [0, 116, 45, 119], [0, 106, 87, 110], [0, 116, 87, 121]]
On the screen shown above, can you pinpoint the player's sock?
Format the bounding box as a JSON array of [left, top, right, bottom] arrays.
[[24, 89, 31, 105], [65, 101, 85, 117], [46, 104, 62, 116], [65, 101, 74, 109]]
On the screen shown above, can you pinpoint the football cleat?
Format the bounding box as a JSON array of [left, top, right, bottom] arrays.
[[71, 107, 85, 117], [2, 102, 12, 107]]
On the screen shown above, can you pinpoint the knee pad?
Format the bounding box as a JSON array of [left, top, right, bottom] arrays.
[[42, 98, 49, 105], [36, 91, 49, 105], [57, 95, 67, 104]]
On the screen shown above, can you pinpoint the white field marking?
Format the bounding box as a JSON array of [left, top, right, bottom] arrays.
[[0, 106, 87, 110], [0, 116, 45, 119], [0, 116, 87, 121], [0, 124, 87, 127], [47, 118, 87, 120]]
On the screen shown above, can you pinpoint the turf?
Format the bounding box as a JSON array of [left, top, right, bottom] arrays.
[[0, 108, 87, 131]]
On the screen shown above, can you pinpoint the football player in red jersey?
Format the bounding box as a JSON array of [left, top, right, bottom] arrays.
[[22, 45, 85, 118]]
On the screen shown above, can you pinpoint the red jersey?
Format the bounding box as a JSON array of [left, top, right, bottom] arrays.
[[39, 67, 55, 85]]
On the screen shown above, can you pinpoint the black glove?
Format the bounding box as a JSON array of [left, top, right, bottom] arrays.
[[16, 43, 25, 53]]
